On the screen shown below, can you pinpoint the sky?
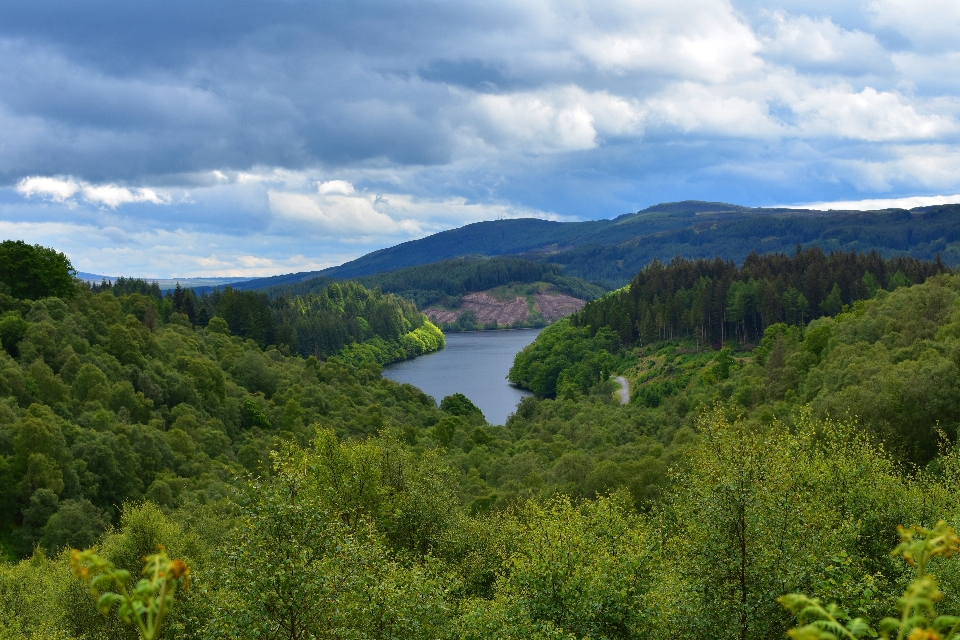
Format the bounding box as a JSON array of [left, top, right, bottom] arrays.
[[2, 0, 960, 278]]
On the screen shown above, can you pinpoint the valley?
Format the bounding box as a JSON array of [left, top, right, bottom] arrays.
[[4, 222, 960, 640]]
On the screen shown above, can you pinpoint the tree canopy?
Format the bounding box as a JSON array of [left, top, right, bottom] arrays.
[[0, 241, 75, 300]]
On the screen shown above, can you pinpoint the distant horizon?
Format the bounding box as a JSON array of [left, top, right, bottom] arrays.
[[69, 196, 960, 281]]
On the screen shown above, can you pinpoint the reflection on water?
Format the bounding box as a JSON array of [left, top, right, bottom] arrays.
[[383, 328, 543, 425]]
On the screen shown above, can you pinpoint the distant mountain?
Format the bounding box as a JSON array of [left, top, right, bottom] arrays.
[[230, 200, 960, 290], [77, 272, 252, 291], [112, 200, 960, 293]]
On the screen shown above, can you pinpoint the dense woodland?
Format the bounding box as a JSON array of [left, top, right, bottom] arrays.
[[572, 247, 948, 347], [262, 256, 606, 311], [92, 278, 444, 366], [4, 240, 960, 640]]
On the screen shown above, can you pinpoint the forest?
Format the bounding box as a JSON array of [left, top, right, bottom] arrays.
[[91, 277, 444, 367], [260, 255, 605, 311], [572, 247, 948, 347], [4, 239, 960, 640]]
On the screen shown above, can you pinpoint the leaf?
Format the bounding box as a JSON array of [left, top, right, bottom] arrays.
[[878, 618, 901, 633], [935, 616, 960, 628], [846, 618, 877, 638], [96, 592, 122, 615]]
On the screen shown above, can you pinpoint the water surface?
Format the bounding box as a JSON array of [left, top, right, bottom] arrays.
[[383, 329, 542, 425]]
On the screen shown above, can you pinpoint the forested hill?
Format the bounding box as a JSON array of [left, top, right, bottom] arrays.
[[573, 247, 948, 347], [91, 269, 445, 367], [509, 248, 948, 400], [263, 256, 606, 310], [222, 201, 960, 290]]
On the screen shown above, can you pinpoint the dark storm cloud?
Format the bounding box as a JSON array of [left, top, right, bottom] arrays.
[[0, 0, 511, 181]]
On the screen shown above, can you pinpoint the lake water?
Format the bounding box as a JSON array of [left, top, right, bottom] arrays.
[[383, 328, 543, 425]]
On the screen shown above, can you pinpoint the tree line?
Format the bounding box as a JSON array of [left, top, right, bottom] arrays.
[[572, 247, 948, 348], [92, 277, 442, 364]]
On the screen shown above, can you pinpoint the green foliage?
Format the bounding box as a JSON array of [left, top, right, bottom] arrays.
[[0, 241, 75, 300], [441, 393, 484, 420], [89, 277, 163, 300], [70, 546, 190, 640], [0, 313, 29, 358], [333, 255, 604, 308], [201, 279, 444, 365], [573, 248, 945, 349], [0, 279, 457, 565], [4, 243, 960, 640], [213, 288, 275, 347], [510, 319, 620, 397], [336, 320, 445, 367], [206, 432, 456, 639], [520, 264, 960, 467], [780, 521, 960, 640], [458, 494, 652, 639]]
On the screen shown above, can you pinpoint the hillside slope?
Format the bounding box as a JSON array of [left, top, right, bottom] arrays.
[[227, 201, 960, 291]]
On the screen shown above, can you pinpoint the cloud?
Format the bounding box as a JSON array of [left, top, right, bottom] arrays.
[[0, 173, 563, 278], [267, 190, 417, 237], [570, 0, 762, 82], [761, 12, 891, 75], [16, 176, 169, 208], [267, 178, 560, 240], [0, 218, 353, 278], [837, 145, 960, 191], [867, 0, 960, 51], [792, 193, 960, 211], [646, 83, 780, 138], [466, 86, 644, 153], [15, 176, 79, 202], [790, 86, 957, 141]]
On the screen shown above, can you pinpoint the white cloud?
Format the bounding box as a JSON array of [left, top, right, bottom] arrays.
[[790, 86, 957, 141], [0, 219, 350, 278], [761, 12, 891, 74], [1, 171, 566, 278], [867, 0, 960, 51], [316, 180, 356, 195], [837, 145, 960, 191], [16, 176, 170, 208], [467, 86, 644, 153], [268, 178, 561, 240], [646, 82, 781, 137], [16, 176, 80, 202], [891, 51, 960, 93], [570, 0, 762, 82], [791, 193, 960, 211], [268, 189, 417, 237]]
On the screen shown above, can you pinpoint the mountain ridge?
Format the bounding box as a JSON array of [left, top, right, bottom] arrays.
[[229, 200, 959, 290], [102, 200, 960, 292]]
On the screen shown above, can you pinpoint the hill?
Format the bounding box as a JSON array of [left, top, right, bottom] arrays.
[[224, 201, 960, 291], [509, 247, 952, 462], [257, 256, 606, 330]]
